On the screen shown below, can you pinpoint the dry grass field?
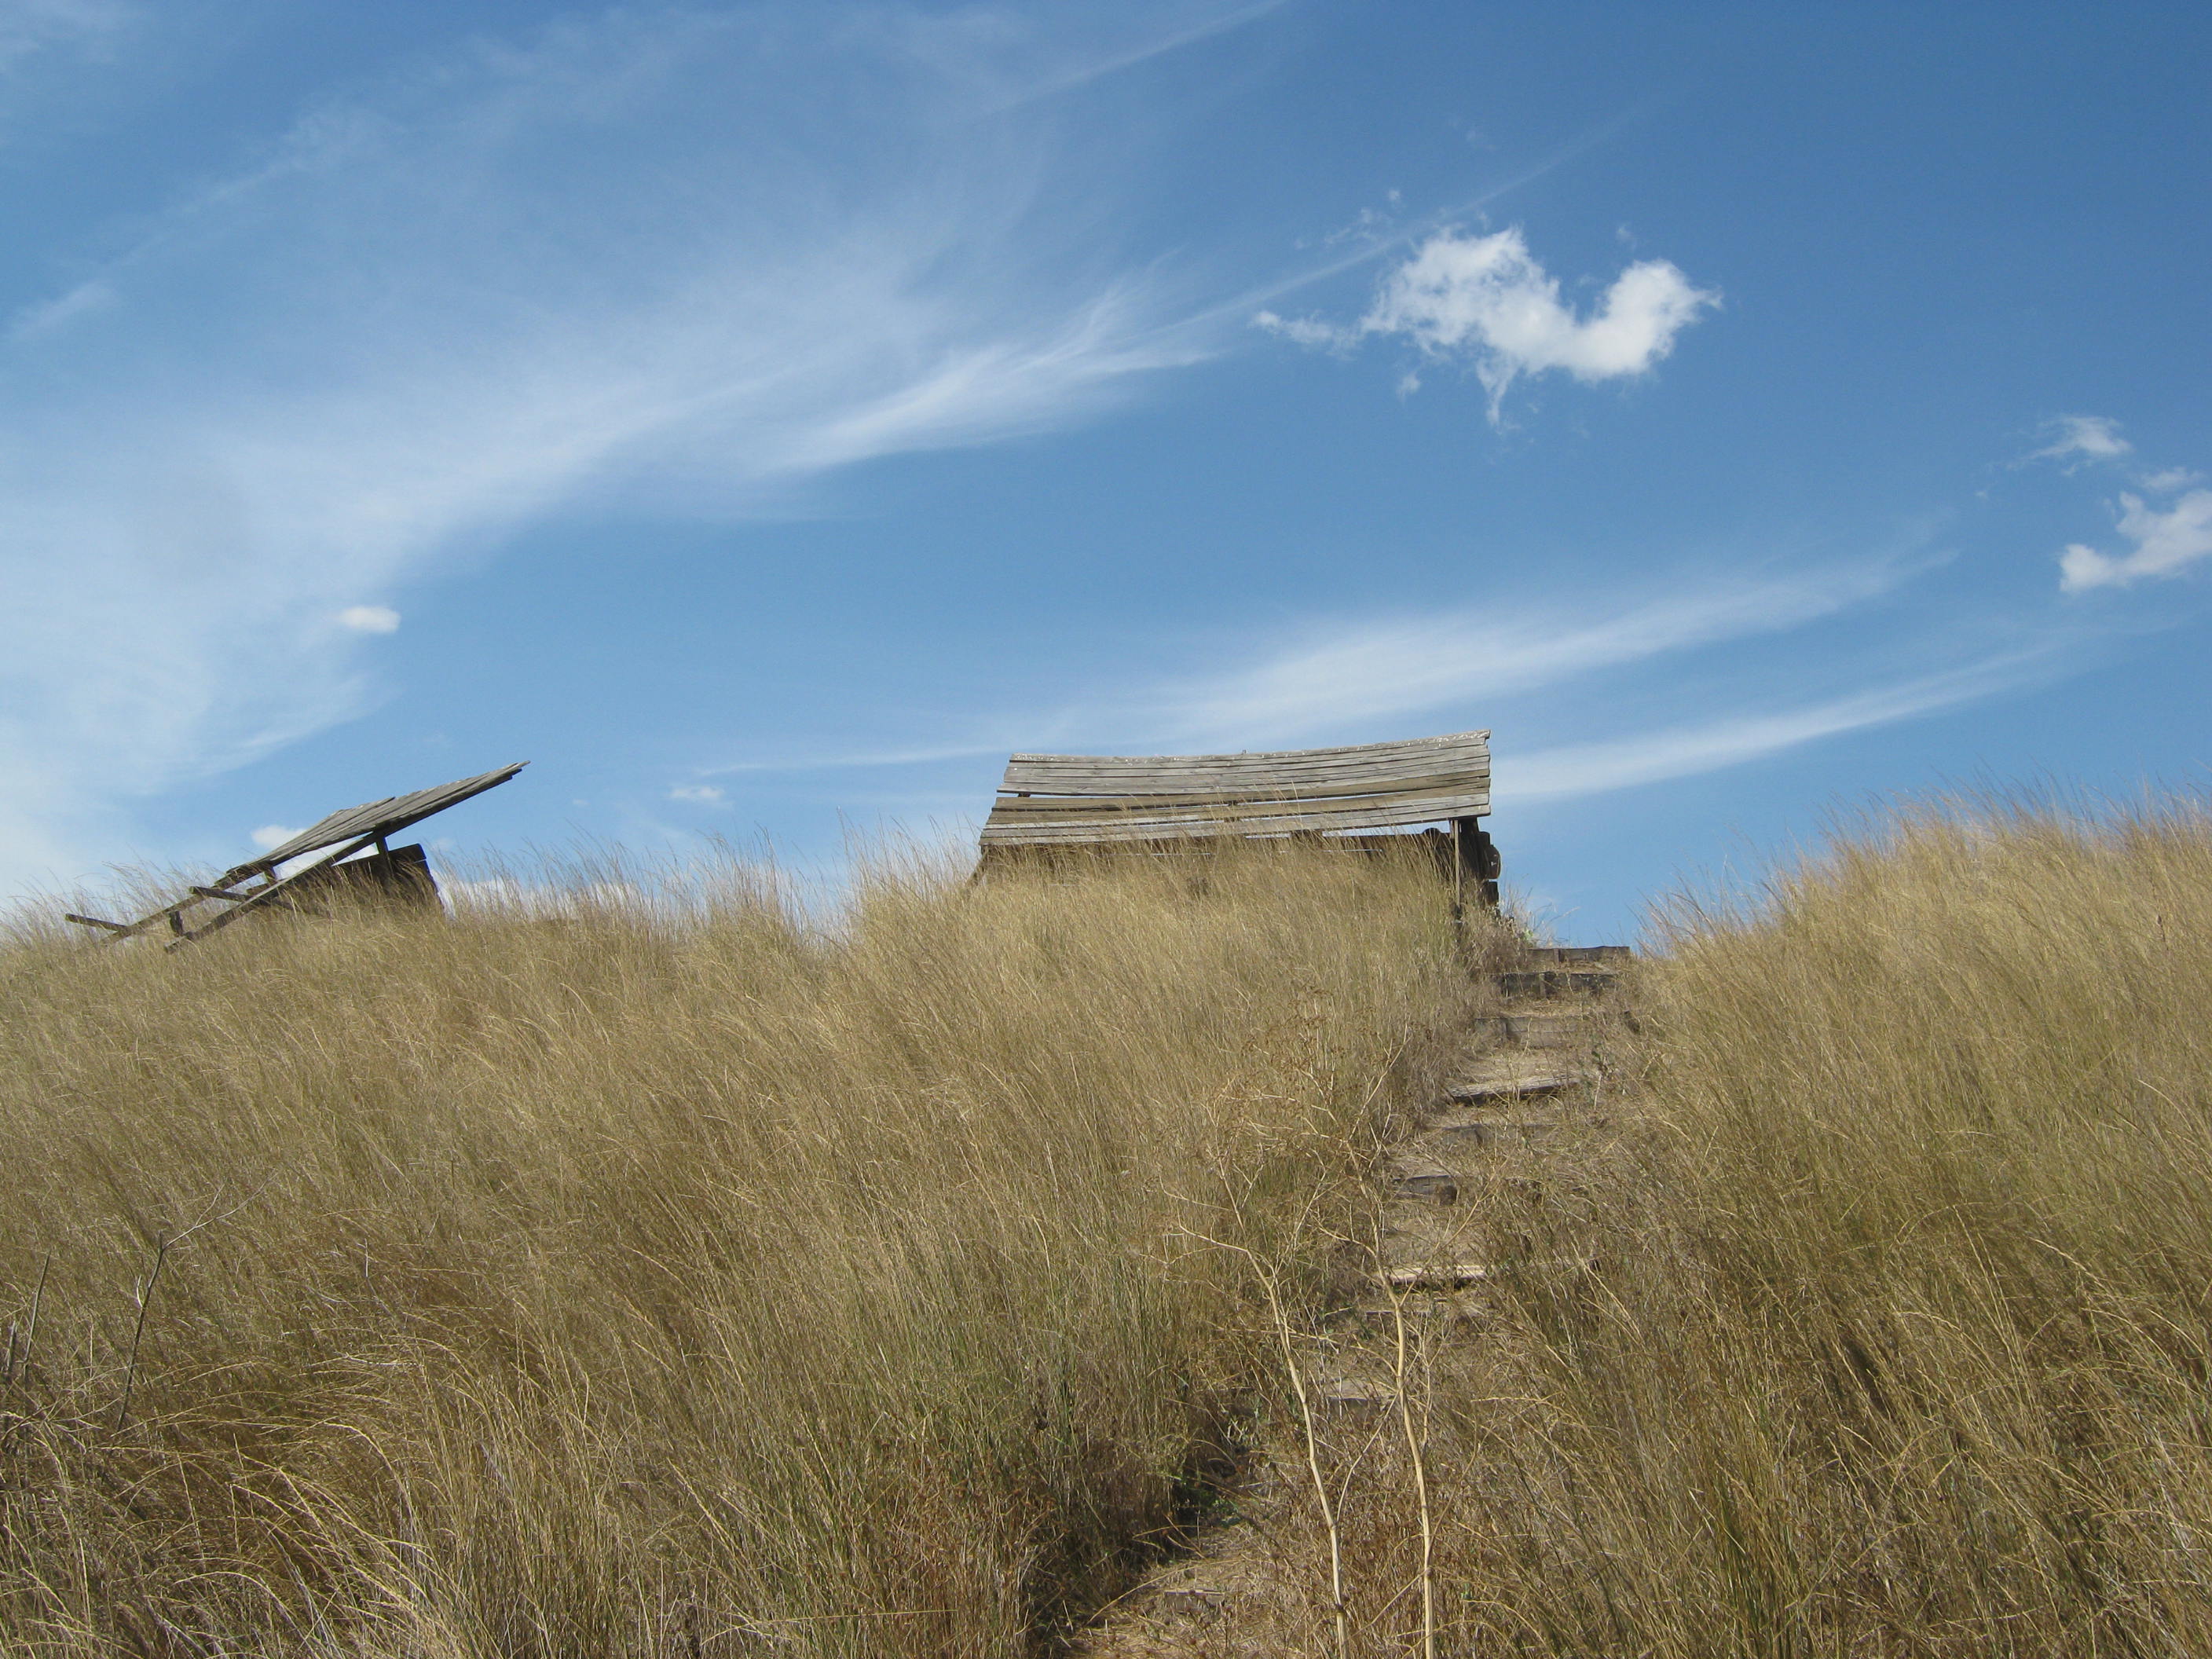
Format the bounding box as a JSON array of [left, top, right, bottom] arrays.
[[0, 844, 1484, 1656], [1156, 799, 2212, 1657], [9, 800, 2212, 1657]]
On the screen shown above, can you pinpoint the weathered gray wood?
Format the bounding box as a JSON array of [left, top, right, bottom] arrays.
[[1493, 969, 1620, 999], [225, 763, 525, 881], [985, 789, 1486, 822], [1001, 731, 1489, 796], [1442, 1071, 1585, 1104], [70, 764, 519, 950], [981, 796, 1489, 843], [983, 731, 1488, 848], [983, 767, 1489, 817], [170, 832, 383, 948]]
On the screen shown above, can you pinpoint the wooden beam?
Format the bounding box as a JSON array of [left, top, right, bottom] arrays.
[[167, 833, 382, 949]]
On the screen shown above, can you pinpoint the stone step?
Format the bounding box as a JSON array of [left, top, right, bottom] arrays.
[[1419, 1115, 1564, 1152], [1339, 1292, 1500, 1331], [1443, 1068, 1588, 1104], [1379, 1260, 1494, 1290], [1308, 1371, 1397, 1408], [1494, 969, 1621, 1000], [1528, 945, 1633, 965], [1484, 1010, 1600, 1049], [1374, 1255, 1596, 1293], [1387, 1169, 1461, 1203]]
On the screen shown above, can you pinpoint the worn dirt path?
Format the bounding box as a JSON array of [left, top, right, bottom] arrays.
[[1075, 947, 1636, 1656]]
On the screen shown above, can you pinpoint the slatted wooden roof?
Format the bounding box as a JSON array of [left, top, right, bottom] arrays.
[[981, 730, 1489, 846], [214, 763, 526, 884]]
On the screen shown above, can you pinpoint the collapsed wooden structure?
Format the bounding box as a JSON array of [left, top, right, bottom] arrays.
[[978, 728, 1499, 903], [66, 763, 526, 949]]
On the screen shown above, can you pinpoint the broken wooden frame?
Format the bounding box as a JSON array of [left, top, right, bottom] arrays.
[[976, 729, 1500, 906], [65, 763, 527, 950]]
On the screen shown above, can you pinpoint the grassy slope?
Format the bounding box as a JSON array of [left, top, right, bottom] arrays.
[[13, 803, 2212, 1657], [0, 846, 1479, 1656], [1233, 802, 2212, 1657]]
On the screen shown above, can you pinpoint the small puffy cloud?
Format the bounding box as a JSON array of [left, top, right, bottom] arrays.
[[1251, 309, 1351, 350], [668, 784, 726, 804], [1262, 227, 1718, 423], [250, 823, 305, 851], [2059, 489, 2212, 591], [2028, 414, 2131, 467], [2137, 466, 2204, 493], [336, 604, 401, 634]]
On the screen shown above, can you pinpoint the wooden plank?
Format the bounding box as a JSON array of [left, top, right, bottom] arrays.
[[1442, 1072, 1585, 1104], [1005, 729, 1488, 773], [1002, 744, 1489, 782], [1000, 731, 1488, 796], [1000, 756, 1489, 797], [982, 811, 1485, 844], [172, 833, 382, 948], [983, 789, 1487, 833], [214, 763, 524, 884], [980, 793, 1489, 844], [64, 914, 130, 932], [985, 766, 1487, 817]]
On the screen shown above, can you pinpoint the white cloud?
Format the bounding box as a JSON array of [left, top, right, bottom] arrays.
[[2137, 466, 2203, 493], [336, 604, 400, 634], [0, 0, 131, 73], [668, 784, 726, 804], [8, 277, 116, 340], [1251, 309, 1350, 350], [1511, 657, 2043, 803], [0, 4, 1257, 895], [249, 822, 304, 851], [707, 562, 2060, 827], [2059, 489, 2212, 591], [1262, 226, 1718, 421], [697, 557, 1959, 797], [1130, 560, 1906, 749], [2028, 413, 2132, 466]]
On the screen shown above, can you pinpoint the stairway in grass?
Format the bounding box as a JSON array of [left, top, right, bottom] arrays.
[[1079, 946, 1638, 1654]]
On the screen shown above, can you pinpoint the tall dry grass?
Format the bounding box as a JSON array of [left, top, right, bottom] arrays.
[[0, 841, 1481, 1656], [1257, 797, 2212, 1657]]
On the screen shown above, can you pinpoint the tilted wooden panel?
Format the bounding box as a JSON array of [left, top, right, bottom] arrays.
[[218, 763, 527, 882], [982, 731, 1489, 847]]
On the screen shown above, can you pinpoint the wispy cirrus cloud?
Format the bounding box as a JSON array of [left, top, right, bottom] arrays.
[[706, 553, 2030, 815], [0, 0, 131, 75], [1123, 559, 1906, 749], [1508, 653, 2053, 803], [1258, 225, 1718, 420], [0, 2, 1258, 892]]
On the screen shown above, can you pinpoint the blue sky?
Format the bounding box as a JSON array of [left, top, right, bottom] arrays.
[[4, 1, 2209, 939]]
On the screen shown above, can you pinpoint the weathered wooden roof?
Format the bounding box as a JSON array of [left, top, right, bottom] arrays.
[[981, 730, 1489, 846], [70, 760, 529, 949], [215, 763, 526, 884]]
